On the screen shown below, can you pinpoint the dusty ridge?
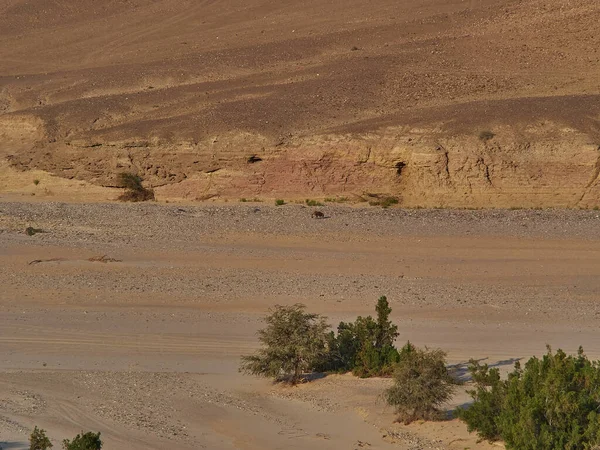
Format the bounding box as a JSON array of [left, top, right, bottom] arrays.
[[0, 0, 599, 206]]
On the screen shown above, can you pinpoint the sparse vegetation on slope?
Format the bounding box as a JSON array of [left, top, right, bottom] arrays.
[[305, 199, 324, 207], [363, 194, 400, 208], [25, 226, 44, 236], [479, 130, 495, 142], [117, 173, 154, 202]]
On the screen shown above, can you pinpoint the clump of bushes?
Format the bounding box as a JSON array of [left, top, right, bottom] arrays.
[[384, 344, 456, 424], [62, 431, 102, 450], [321, 296, 401, 377], [239, 297, 458, 425], [28, 428, 102, 450], [458, 346, 600, 449], [117, 172, 154, 202], [240, 296, 404, 382], [275, 199, 285, 206]]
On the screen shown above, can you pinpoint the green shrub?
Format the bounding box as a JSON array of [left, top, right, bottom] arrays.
[[368, 196, 399, 208], [241, 297, 403, 382], [25, 227, 44, 236], [324, 197, 350, 203], [457, 359, 506, 441], [305, 199, 324, 207], [240, 304, 330, 384], [117, 172, 154, 202], [384, 344, 456, 424], [33, 179, 40, 186], [458, 346, 600, 449], [30, 426, 52, 450], [321, 296, 400, 377], [479, 130, 495, 142], [275, 199, 285, 206], [62, 432, 102, 450]]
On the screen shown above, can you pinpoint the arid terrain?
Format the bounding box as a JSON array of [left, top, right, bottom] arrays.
[[2, 201, 600, 449], [2, 0, 600, 448], [1, 0, 599, 206]]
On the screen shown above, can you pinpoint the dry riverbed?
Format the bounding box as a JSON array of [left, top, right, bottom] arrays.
[[2, 201, 600, 449]]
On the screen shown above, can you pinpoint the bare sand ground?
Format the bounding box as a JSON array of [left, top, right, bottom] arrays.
[[2, 201, 600, 449]]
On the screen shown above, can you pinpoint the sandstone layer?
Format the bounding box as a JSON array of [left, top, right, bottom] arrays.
[[1, 0, 599, 207]]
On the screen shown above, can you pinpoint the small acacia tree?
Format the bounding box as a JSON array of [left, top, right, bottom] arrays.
[[384, 344, 456, 424], [240, 304, 330, 384], [30, 426, 53, 450], [62, 432, 102, 450]]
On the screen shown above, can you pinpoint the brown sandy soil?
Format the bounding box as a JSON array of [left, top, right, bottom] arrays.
[[2, 201, 600, 448], [1, 0, 599, 206]]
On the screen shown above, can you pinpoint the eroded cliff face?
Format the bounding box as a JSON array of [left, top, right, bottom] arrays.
[[1, 0, 598, 207], [2, 112, 599, 208]]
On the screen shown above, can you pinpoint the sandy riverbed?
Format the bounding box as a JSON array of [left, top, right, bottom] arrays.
[[2, 202, 600, 449]]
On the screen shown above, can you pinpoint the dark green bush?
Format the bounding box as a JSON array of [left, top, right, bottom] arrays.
[[117, 172, 154, 202], [275, 199, 285, 206], [458, 346, 600, 449], [30, 426, 52, 450], [25, 227, 44, 236], [479, 130, 495, 142], [457, 358, 506, 441], [305, 199, 324, 207], [368, 196, 399, 208], [62, 431, 102, 450], [321, 296, 400, 377], [384, 344, 456, 424]]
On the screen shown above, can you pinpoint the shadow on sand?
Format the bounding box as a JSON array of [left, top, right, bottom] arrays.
[[448, 356, 522, 383], [0, 442, 27, 449], [445, 356, 522, 418]]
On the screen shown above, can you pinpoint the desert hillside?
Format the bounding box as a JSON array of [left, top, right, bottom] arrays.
[[0, 0, 599, 206]]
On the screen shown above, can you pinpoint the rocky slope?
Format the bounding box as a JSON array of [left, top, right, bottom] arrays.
[[0, 0, 599, 207]]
